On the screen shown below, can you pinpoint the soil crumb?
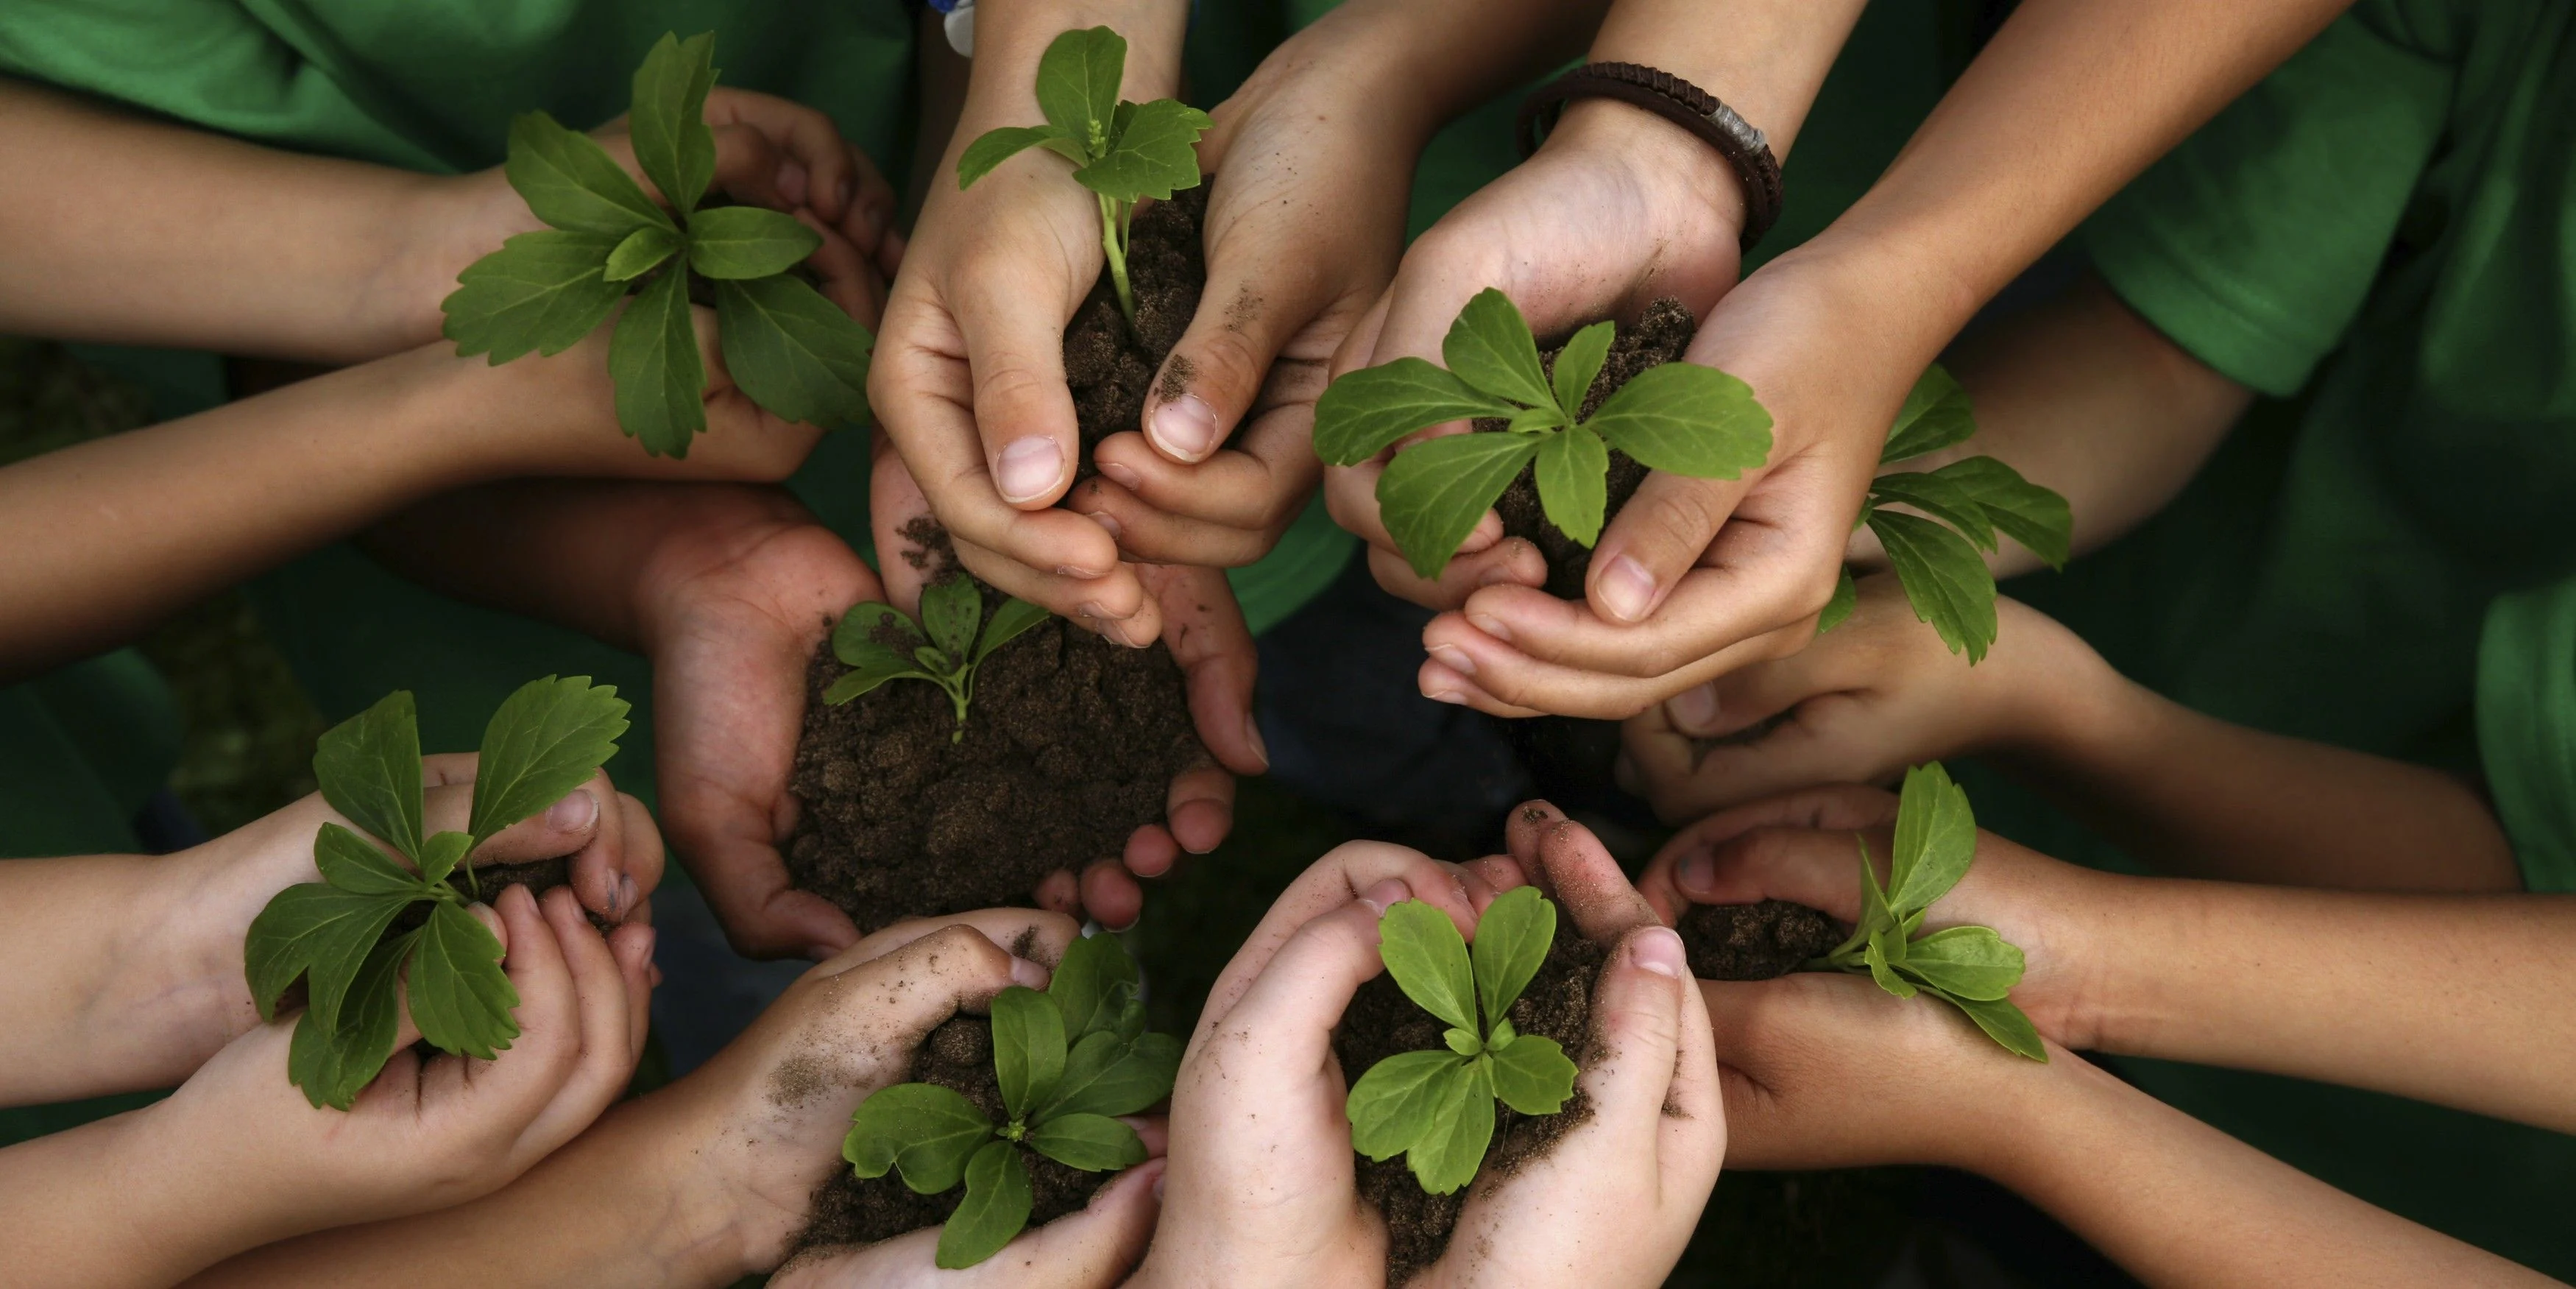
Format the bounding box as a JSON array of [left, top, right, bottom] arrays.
[[1676, 901, 1845, 980], [1064, 183, 1210, 475]]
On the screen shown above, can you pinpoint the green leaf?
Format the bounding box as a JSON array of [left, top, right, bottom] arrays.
[[916, 646, 955, 674], [417, 831, 473, 888], [937, 1141, 1033, 1269], [991, 985, 1066, 1122], [1376, 900, 1478, 1035], [1818, 566, 1858, 635], [1869, 509, 1999, 663], [1042, 1030, 1179, 1120], [1377, 432, 1544, 581], [1470, 886, 1554, 1029], [1026, 1112, 1147, 1172], [1035, 27, 1125, 141], [244, 880, 412, 1028], [1532, 425, 1609, 548], [1550, 320, 1616, 417], [835, 603, 926, 663], [1312, 359, 1522, 465], [505, 110, 673, 238], [468, 675, 629, 848], [845, 1082, 996, 1192], [602, 223, 682, 283], [1882, 364, 1976, 464], [1933, 456, 2072, 569], [974, 598, 1052, 666], [686, 205, 822, 280], [1863, 934, 1915, 998], [1487, 1017, 1518, 1048], [1487, 1034, 1577, 1116], [713, 273, 874, 428], [608, 264, 707, 456], [314, 691, 424, 863], [1887, 763, 1977, 916], [441, 230, 626, 362], [1074, 98, 1211, 203], [1504, 405, 1568, 435], [1443, 1028, 1481, 1056], [287, 930, 411, 1110], [1441, 289, 1554, 410], [1939, 990, 2050, 1062], [1869, 470, 1995, 551], [1408, 1061, 1496, 1196], [408, 901, 521, 1060], [1048, 932, 1140, 1039], [1897, 926, 2025, 1001], [628, 32, 719, 213], [312, 820, 423, 898], [1347, 1049, 1462, 1160], [919, 577, 984, 663], [1846, 840, 1900, 953], [958, 124, 1073, 188], [1585, 362, 1774, 478]]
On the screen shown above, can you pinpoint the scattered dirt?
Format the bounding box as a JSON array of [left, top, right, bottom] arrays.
[[1062, 183, 1209, 476], [1333, 919, 1604, 1285], [1677, 901, 1846, 980], [797, 1016, 1109, 1252], [785, 524, 1209, 931]]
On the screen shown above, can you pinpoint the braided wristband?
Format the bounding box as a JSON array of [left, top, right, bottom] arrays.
[[1516, 62, 1783, 254]]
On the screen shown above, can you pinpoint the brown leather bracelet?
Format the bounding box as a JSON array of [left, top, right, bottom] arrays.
[[1516, 61, 1783, 255]]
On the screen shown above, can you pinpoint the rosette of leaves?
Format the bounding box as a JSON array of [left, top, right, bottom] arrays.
[[1822, 366, 2073, 662], [1345, 886, 1580, 1195], [955, 26, 1211, 326], [1816, 762, 2047, 1061], [244, 676, 631, 1109], [441, 32, 874, 457], [822, 577, 1050, 741], [843, 933, 1181, 1268], [1312, 289, 1774, 580]]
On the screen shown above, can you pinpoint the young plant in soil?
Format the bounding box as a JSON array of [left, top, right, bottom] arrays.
[[442, 31, 874, 456], [243, 676, 629, 1109], [822, 576, 1050, 741], [1816, 762, 2045, 1059], [841, 933, 1180, 1268], [956, 26, 1211, 327], [1346, 886, 1580, 1195]]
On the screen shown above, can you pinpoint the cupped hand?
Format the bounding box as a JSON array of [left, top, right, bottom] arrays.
[[1619, 577, 2099, 822]]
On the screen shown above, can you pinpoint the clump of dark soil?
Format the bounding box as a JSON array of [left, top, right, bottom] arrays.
[[798, 1016, 1108, 1251], [1334, 919, 1604, 1285], [1063, 183, 1209, 477], [1677, 900, 1844, 980]]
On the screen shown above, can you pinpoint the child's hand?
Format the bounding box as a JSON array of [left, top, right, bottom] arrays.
[[1619, 575, 2109, 822]]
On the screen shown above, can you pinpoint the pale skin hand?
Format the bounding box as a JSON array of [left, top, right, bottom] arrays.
[[1, 880, 654, 1289], [0, 752, 657, 1108], [186, 912, 1166, 1289]]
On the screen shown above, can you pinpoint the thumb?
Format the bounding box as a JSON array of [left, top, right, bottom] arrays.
[[1579, 926, 1722, 1172]]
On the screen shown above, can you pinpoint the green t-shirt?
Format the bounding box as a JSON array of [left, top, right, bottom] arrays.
[[1981, 0, 2576, 1274], [2477, 578, 2576, 894]]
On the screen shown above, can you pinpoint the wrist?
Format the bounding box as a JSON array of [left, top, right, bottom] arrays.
[[358, 172, 496, 355], [962, 1, 1189, 132], [1544, 98, 1749, 249]]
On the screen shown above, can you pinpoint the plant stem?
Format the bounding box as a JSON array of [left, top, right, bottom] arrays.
[[1098, 192, 1136, 326], [943, 674, 972, 743]]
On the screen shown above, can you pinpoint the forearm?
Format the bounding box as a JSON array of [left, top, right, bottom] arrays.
[[0, 78, 459, 361], [1989, 1058, 2550, 1288], [971, 0, 1191, 107], [1588, 0, 1866, 163], [0, 1109, 288, 1288]]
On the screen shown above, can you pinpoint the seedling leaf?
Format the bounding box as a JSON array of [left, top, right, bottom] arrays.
[[991, 985, 1064, 1121], [1864, 933, 1915, 997], [629, 32, 719, 213], [1408, 1062, 1496, 1196], [603, 223, 682, 283], [1532, 424, 1610, 548], [1443, 289, 1554, 409], [417, 830, 473, 888], [1818, 567, 1858, 635], [1074, 98, 1212, 202], [920, 577, 984, 663], [1869, 470, 1995, 551], [1551, 320, 1615, 417], [687, 205, 823, 280], [1376, 431, 1544, 579], [1487, 1035, 1577, 1115], [1035, 26, 1124, 140], [441, 230, 626, 361], [975, 597, 1052, 665], [1887, 763, 1975, 915], [311, 820, 423, 898], [1943, 992, 2049, 1062], [1882, 365, 1976, 464], [1312, 359, 1522, 465], [468, 675, 630, 848], [1897, 927, 2024, 1001], [1026, 1113, 1147, 1171], [314, 691, 424, 862], [1049, 932, 1140, 1039], [938, 1141, 1033, 1270], [846, 1082, 995, 1192], [1347, 1049, 1459, 1160], [408, 902, 521, 1061], [1585, 362, 1773, 478], [836, 603, 927, 661], [505, 111, 673, 238], [1504, 405, 1568, 436], [1043, 1030, 1179, 1120], [958, 125, 1072, 188], [288, 930, 411, 1110], [1869, 509, 1998, 663], [712, 274, 875, 429], [244, 880, 412, 1028], [607, 265, 707, 456], [1933, 456, 2071, 569], [1376, 900, 1478, 1035], [1470, 886, 1554, 1030]]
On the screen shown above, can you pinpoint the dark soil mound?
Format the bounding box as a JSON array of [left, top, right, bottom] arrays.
[[1333, 921, 1603, 1285], [798, 1016, 1108, 1251], [1064, 183, 1209, 476], [1677, 900, 1844, 980]]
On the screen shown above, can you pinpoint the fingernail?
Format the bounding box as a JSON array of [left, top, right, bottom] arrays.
[[1011, 956, 1051, 989], [619, 874, 640, 918], [996, 437, 1065, 503], [1359, 878, 1409, 916], [1668, 683, 1722, 735], [625, 926, 659, 974], [1152, 1170, 1167, 1202], [1630, 925, 1688, 978], [546, 788, 598, 832], [1596, 555, 1658, 624], [1098, 460, 1144, 490], [1148, 393, 1220, 462], [1677, 848, 1716, 894], [1465, 612, 1513, 645], [776, 162, 810, 207], [1426, 688, 1468, 705], [1089, 511, 1124, 541], [1427, 644, 1476, 677], [1243, 715, 1270, 772]]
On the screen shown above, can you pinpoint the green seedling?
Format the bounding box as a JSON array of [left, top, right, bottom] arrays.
[[822, 577, 1050, 741], [844, 933, 1181, 1268], [956, 26, 1211, 326], [1345, 886, 1581, 1196], [442, 32, 874, 457], [244, 676, 631, 1109], [1815, 763, 2047, 1060], [1312, 289, 1774, 580], [1821, 365, 2073, 663]]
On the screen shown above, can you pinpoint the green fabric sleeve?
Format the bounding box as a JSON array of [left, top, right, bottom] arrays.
[[2476, 578, 2576, 893], [2084, 12, 2454, 397]]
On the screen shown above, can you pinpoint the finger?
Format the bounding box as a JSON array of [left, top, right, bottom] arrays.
[[952, 258, 1083, 509], [1123, 822, 1181, 880], [514, 887, 646, 1158], [1660, 928, 1726, 1193], [1419, 610, 1814, 721], [1575, 926, 1697, 1159], [956, 534, 1158, 649], [702, 88, 855, 221], [1062, 471, 1281, 568], [609, 920, 657, 1057], [1080, 859, 1144, 933], [701, 119, 788, 210], [1664, 824, 1891, 923], [839, 143, 899, 264], [778, 1158, 1167, 1289], [1529, 811, 1660, 941], [469, 885, 581, 1113], [807, 923, 1050, 1055], [1635, 785, 1900, 921], [1199, 844, 1475, 1037], [788, 208, 885, 328], [1164, 766, 1235, 858], [1206, 889, 1406, 1069], [1669, 694, 1903, 812], [1150, 565, 1266, 776], [1419, 652, 1547, 720], [815, 909, 1080, 981], [1142, 235, 1331, 467], [1089, 364, 1325, 534], [437, 774, 605, 870]]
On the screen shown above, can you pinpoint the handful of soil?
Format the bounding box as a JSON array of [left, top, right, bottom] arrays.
[[1064, 183, 1209, 476]]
